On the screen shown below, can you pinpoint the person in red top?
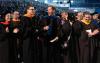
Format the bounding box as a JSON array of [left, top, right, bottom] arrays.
[[0, 13, 11, 63]]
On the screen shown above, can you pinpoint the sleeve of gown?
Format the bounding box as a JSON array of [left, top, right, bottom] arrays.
[[19, 16, 28, 39], [39, 17, 48, 32]]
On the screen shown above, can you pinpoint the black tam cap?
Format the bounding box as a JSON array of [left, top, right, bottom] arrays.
[[92, 12, 98, 15]]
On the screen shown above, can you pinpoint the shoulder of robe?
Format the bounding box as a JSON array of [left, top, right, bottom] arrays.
[[40, 15, 47, 20], [20, 15, 30, 21], [21, 15, 26, 18], [33, 16, 40, 20], [20, 16, 26, 20]]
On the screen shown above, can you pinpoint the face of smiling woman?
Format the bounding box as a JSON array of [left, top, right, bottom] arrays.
[[5, 13, 11, 22], [13, 11, 20, 19]]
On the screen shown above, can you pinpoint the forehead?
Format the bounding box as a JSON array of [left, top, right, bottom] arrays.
[[61, 12, 68, 15], [29, 7, 35, 9], [78, 12, 83, 15], [14, 11, 19, 14], [48, 7, 52, 9], [6, 13, 11, 16], [84, 14, 91, 17]]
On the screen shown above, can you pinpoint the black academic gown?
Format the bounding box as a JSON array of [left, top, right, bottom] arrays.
[[90, 20, 100, 63], [8, 20, 22, 63], [0, 23, 9, 63], [39, 15, 60, 63], [20, 16, 39, 63], [96, 24, 100, 63], [58, 20, 72, 63], [79, 21, 99, 63], [71, 20, 83, 63]]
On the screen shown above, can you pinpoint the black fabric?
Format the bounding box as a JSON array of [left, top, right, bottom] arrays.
[[79, 21, 99, 63], [58, 20, 72, 63], [20, 16, 40, 63], [0, 24, 9, 63], [8, 20, 23, 63], [39, 15, 60, 63], [71, 20, 83, 63]]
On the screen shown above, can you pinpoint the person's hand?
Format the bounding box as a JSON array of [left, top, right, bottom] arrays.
[[43, 26, 49, 30], [92, 29, 99, 35], [88, 32, 93, 37], [13, 28, 19, 33], [5, 27, 9, 32], [88, 29, 99, 37], [64, 43, 68, 48]]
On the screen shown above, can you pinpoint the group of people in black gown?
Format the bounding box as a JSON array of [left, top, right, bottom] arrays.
[[0, 4, 100, 63]]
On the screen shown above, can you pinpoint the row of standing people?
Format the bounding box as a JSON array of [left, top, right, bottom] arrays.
[[0, 4, 100, 63]]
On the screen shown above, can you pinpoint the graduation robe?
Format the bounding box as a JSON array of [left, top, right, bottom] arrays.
[[0, 22, 9, 63], [58, 20, 72, 63], [8, 20, 22, 63], [39, 15, 60, 63], [20, 16, 40, 63], [79, 20, 100, 63], [71, 20, 83, 63]]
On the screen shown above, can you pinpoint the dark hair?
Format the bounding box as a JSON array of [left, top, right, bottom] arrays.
[[48, 5, 56, 10], [2, 12, 11, 20], [13, 10, 19, 14], [68, 13, 75, 21], [61, 11, 68, 15], [75, 11, 83, 16], [24, 4, 34, 14], [83, 11, 91, 17], [91, 12, 98, 16]]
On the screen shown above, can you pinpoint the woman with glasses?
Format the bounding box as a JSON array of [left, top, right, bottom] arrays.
[[20, 4, 40, 63]]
